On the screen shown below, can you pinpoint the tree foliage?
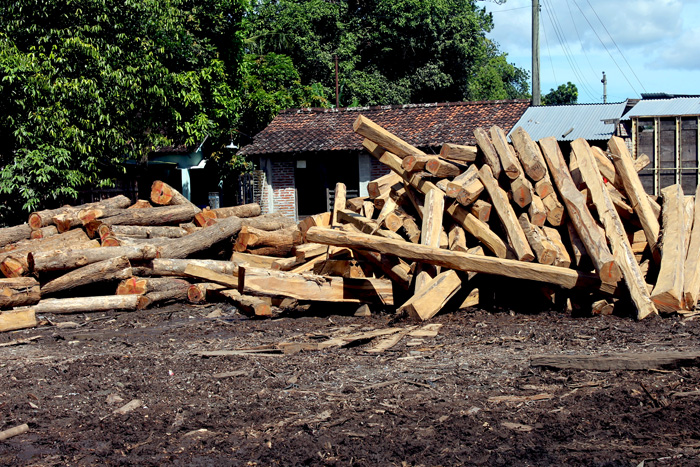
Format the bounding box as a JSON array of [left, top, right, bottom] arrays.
[[0, 0, 245, 219], [542, 82, 578, 105], [243, 0, 529, 114]]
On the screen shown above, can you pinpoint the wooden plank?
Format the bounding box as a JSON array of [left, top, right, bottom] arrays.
[[478, 165, 534, 262], [571, 138, 657, 319], [531, 351, 700, 371], [608, 136, 661, 261], [306, 227, 611, 292], [398, 270, 462, 321], [650, 184, 685, 312], [540, 137, 620, 284], [238, 266, 394, 305], [684, 186, 700, 308]]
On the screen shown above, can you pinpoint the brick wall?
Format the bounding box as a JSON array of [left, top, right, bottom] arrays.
[[262, 159, 296, 220], [370, 157, 392, 179]]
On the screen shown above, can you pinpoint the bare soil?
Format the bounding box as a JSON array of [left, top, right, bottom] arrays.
[[1, 302, 700, 466]]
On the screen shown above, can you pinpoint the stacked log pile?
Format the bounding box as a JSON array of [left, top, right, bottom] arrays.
[[1, 115, 699, 332]]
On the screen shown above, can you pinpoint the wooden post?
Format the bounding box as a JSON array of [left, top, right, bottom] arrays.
[[398, 269, 462, 321], [332, 182, 347, 228], [650, 184, 685, 312]]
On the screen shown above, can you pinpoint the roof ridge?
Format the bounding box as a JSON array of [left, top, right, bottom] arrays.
[[279, 99, 530, 114]]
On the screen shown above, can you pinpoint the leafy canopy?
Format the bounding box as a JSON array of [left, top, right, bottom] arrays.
[[543, 82, 578, 105], [0, 0, 245, 218], [240, 0, 529, 130]]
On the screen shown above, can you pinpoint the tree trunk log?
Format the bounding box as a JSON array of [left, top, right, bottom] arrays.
[[30, 244, 158, 273], [41, 256, 132, 296], [32, 295, 140, 314], [188, 282, 226, 303], [28, 195, 131, 230], [150, 180, 201, 213], [95, 204, 201, 228], [210, 289, 272, 316], [116, 277, 191, 295], [0, 224, 33, 247], [148, 258, 239, 277], [194, 203, 262, 226], [108, 225, 189, 239], [0, 277, 40, 309], [3, 239, 100, 277]]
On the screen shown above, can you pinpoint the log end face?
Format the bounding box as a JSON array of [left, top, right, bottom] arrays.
[[150, 180, 173, 205]]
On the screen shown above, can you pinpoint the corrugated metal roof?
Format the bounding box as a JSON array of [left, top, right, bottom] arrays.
[[508, 102, 628, 142], [622, 97, 700, 119]]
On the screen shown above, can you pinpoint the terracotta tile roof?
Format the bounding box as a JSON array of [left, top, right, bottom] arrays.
[[238, 100, 530, 156]]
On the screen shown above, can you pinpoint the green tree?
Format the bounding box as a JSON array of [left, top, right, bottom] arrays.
[[0, 0, 246, 221], [245, 0, 529, 108], [542, 82, 578, 105]]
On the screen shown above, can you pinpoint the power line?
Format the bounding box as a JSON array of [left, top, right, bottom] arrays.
[[585, 0, 647, 93], [572, 0, 640, 96], [540, 8, 558, 86]]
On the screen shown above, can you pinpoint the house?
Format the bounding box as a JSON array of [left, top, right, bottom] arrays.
[[507, 101, 631, 148], [237, 100, 530, 220], [619, 95, 700, 195]]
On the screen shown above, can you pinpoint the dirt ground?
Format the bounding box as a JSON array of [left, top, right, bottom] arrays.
[[1, 301, 700, 466]]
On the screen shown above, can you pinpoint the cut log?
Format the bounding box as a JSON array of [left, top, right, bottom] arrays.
[[32, 295, 140, 314], [478, 165, 534, 262], [446, 202, 508, 258], [2, 239, 100, 278], [510, 173, 534, 208], [650, 184, 685, 312], [108, 225, 189, 239], [234, 225, 301, 253], [566, 222, 590, 269], [518, 214, 556, 265], [489, 126, 521, 179], [684, 185, 700, 308], [150, 180, 201, 213], [0, 308, 37, 332], [238, 266, 394, 305], [608, 136, 661, 261], [298, 212, 331, 238], [94, 204, 201, 228], [116, 277, 191, 295], [368, 172, 403, 199], [313, 259, 365, 278], [634, 154, 651, 172], [534, 173, 555, 199], [346, 196, 366, 214], [541, 226, 572, 269], [0, 224, 33, 247], [0, 277, 40, 309], [137, 286, 191, 309], [531, 351, 700, 371], [470, 200, 491, 222], [29, 225, 58, 240], [415, 187, 445, 291], [354, 249, 411, 290], [157, 213, 290, 259], [542, 193, 565, 227], [399, 269, 462, 321], [402, 154, 433, 172], [362, 200, 375, 220], [571, 137, 657, 319], [149, 258, 239, 277], [353, 115, 426, 159], [510, 126, 548, 181], [446, 165, 483, 207], [231, 251, 279, 268], [332, 182, 347, 227], [28, 195, 131, 230], [210, 289, 272, 316], [528, 195, 547, 226], [29, 244, 158, 273], [439, 143, 477, 162], [472, 127, 502, 179], [129, 199, 152, 209], [194, 203, 262, 227], [187, 282, 226, 303], [448, 224, 469, 253], [539, 137, 620, 284], [425, 157, 462, 178], [41, 256, 132, 296], [305, 227, 611, 292]]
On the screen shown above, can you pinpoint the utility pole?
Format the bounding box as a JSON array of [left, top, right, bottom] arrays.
[[601, 71, 607, 104], [532, 0, 541, 105], [334, 55, 340, 109]]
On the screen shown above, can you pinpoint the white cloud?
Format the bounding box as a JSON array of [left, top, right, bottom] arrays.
[[649, 27, 700, 70]]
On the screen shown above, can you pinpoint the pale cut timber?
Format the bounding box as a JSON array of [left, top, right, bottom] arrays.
[[231, 251, 278, 269], [137, 287, 190, 309], [399, 269, 462, 321], [29, 244, 158, 273], [446, 202, 508, 258], [150, 258, 239, 277], [294, 243, 330, 262], [566, 222, 590, 269], [608, 136, 661, 261], [271, 256, 305, 271], [539, 137, 621, 284], [0, 308, 37, 332], [571, 137, 656, 319], [684, 195, 694, 258], [187, 282, 226, 304], [239, 266, 394, 305], [684, 185, 700, 307], [518, 214, 556, 265], [425, 157, 462, 178], [0, 277, 40, 309], [510, 127, 548, 181], [528, 195, 547, 227], [415, 187, 445, 291], [150, 180, 201, 213], [470, 200, 491, 222], [534, 174, 555, 199], [194, 203, 261, 227], [1, 228, 89, 262], [448, 224, 469, 253], [541, 226, 572, 269], [542, 193, 565, 226], [489, 126, 521, 179], [510, 172, 534, 208], [332, 182, 347, 228], [353, 249, 411, 290], [478, 165, 534, 262], [305, 227, 611, 292], [234, 225, 301, 253], [353, 115, 427, 159], [183, 264, 238, 288], [312, 259, 365, 278], [650, 184, 686, 312], [472, 127, 502, 179], [298, 212, 332, 237], [402, 154, 432, 172], [634, 154, 651, 172], [445, 165, 477, 198], [439, 143, 477, 162], [362, 200, 375, 220], [346, 196, 366, 214], [116, 277, 190, 295], [41, 256, 132, 296], [32, 295, 140, 314], [367, 171, 402, 199]]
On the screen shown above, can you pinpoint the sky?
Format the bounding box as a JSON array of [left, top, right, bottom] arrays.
[[481, 0, 700, 103]]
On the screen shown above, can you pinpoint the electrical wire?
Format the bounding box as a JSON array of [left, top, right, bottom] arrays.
[[566, 0, 598, 79], [540, 8, 558, 87], [585, 0, 647, 93], [572, 0, 640, 96]]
